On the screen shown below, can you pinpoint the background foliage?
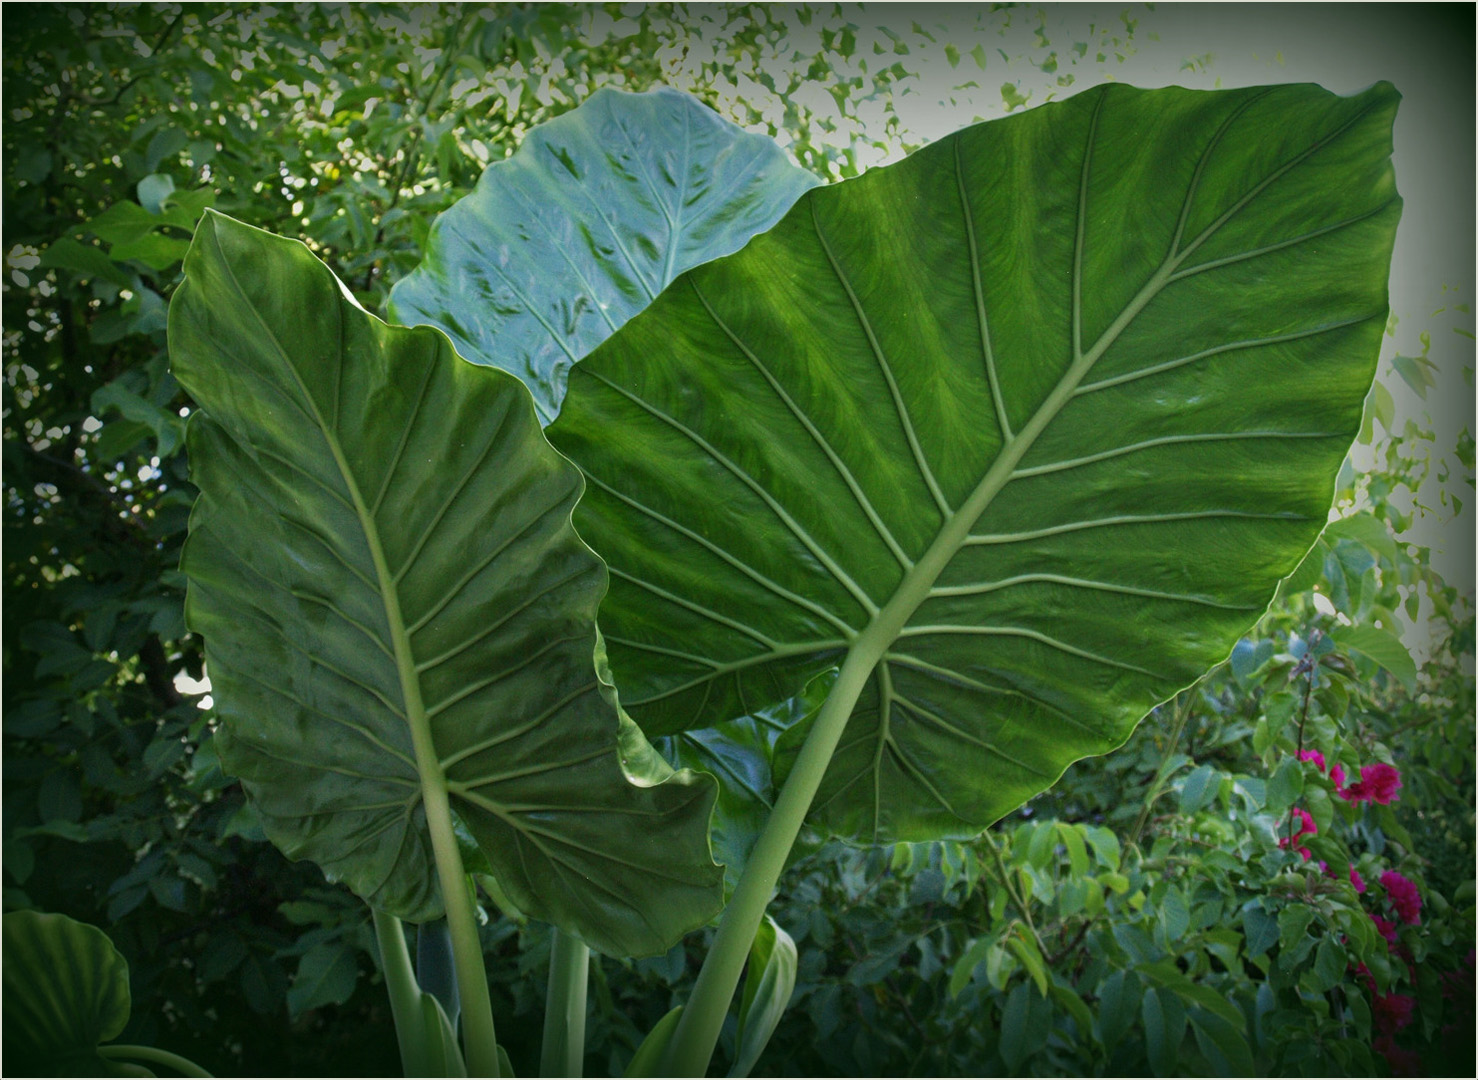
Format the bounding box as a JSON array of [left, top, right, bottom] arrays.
[[3, 4, 1471, 1077]]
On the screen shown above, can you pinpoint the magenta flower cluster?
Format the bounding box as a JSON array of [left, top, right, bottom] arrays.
[[1278, 805, 1317, 860], [1286, 750, 1430, 1073], [1344, 762, 1403, 804], [1297, 750, 1402, 804], [1380, 870, 1422, 926]]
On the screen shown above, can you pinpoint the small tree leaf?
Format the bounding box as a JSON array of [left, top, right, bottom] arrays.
[[1277, 906, 1316, 953], [38, 238, 132, 287], [997, 981, 1033, 1070], [1190, 1009, 1256, 1077], [1141, 985, 1186, 1076], [136, 173, 175, 215], [1005, 925, 1049, 996], [1332, 623, 1417, 691], [1096, 970, 1141, 1049], [1241, 903, 1278, 959], [286, 943, 358, 1019], [1178, 764, 1218, 814]]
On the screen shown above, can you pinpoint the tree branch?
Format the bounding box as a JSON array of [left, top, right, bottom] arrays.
[[77, 12, 186, 109]]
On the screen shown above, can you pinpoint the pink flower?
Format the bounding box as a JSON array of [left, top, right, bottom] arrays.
[[1373, 992, 1416, 1033], [1371, 914, 1400, 945], [1343, 762, 1402, 805], [1278, 808, 1316, 860], [1298, 749, 1326, 770], [1277, 808, 1315, 860], [1381, 871, 1422, 925], [1330, 762, 1348, 794]]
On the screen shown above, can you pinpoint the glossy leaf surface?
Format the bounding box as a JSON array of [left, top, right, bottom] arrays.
[[170, 211, 721, 955], [547, 81, 1400, 841], [389, 86, 819, 423], [2, 910, 131, 1076]]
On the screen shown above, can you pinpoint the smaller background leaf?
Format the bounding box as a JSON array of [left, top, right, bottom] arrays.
[[1332, 624, 1417, 691], [2, 910, 132, 1075], [728, 915, 798, 1078]]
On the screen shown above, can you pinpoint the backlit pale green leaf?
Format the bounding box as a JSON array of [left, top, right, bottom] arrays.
[[1332, 623, 1417, 691], [389, 86, 819, 424]]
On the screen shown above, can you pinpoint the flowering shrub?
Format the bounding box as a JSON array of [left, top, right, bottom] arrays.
[[1347, 763, 1404, 806], [1380, 872, 1423, 927]]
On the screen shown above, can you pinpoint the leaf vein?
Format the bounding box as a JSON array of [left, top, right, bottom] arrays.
[[810, 200, 953, 518], [690, 277, 915, 572], [582, 366, 879, 617]]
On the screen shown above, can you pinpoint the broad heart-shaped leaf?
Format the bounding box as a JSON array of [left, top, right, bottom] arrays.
[[170, 210, 722, 956], [389, 85, 820, 424], [546, 81, 1401, 842], [2, 910, 130, 1076]]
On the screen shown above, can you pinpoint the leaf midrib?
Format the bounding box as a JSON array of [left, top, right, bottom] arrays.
[[825, 86, 1385, 700], [208, 222, 442, 805]]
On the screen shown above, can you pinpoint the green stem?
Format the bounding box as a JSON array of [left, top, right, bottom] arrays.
[[334, 402, 499, 1077], [97, 1045, 212, 1078], [373, 908, 429, 1077], [1287, 646, 1319, 846], [661, 259, 1184, 1077], [1128, 695, 1191, 849], [663, 635, 887, 1076], [981, 830, 1046, 955], [540, 927, 590, 1078], [421, 782, 501, 1077]]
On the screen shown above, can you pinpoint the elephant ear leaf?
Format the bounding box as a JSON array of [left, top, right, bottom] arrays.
[[545, 81, 1401, 842], [169, 210, 721, 956], [389, 85, 820, 424], [3, 910, 131, 1077]]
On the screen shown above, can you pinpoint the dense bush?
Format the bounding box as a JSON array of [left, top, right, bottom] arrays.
[[4, 4, 1471, 1077]]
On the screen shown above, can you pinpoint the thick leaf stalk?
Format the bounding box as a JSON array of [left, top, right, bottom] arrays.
[[539, 928, 590, 1078], [373, 910, 430, 1077]]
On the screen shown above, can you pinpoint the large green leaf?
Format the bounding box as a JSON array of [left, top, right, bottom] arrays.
[[2, 910, 130, 1076], [546, 81, 1400, 841], [170, 211, 722, 956], [389, 85, 820, 423]]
